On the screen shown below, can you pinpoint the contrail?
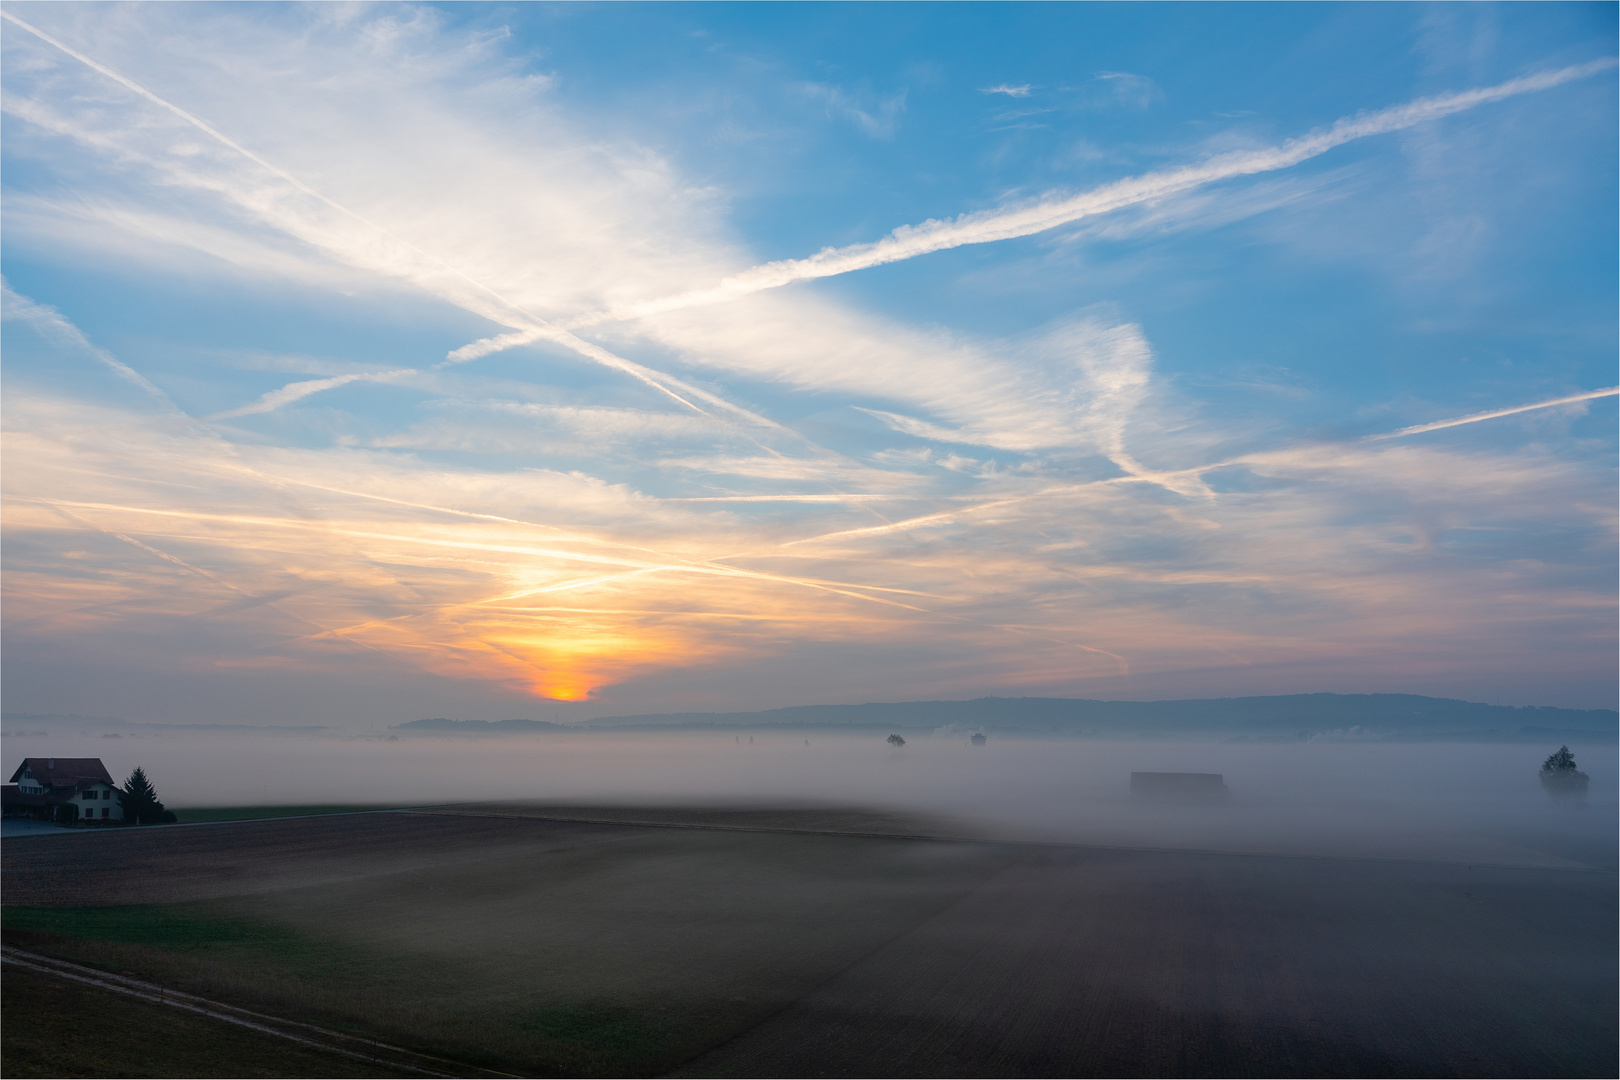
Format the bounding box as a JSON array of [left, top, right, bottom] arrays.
[[35, 497, 938, 610], [0, 10, 551, 339], [207, 370, 415, 420], [0, 9, 793, 436], [775, 383, 1620, 548], [526, 58, 1613, 334], [6, 7, 897, 520], [37, 501, 247, 597], [1, 280, 174, 406], [1367, 386, 1620, 440]]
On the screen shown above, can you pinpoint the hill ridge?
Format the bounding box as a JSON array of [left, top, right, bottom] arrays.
[[572, 692, 1616, 739]]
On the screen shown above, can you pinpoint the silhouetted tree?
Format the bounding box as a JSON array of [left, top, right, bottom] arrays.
[[1543, 746, 1577, 772], [1540, 746, 1589, 800], [886, 734, 906, 747], [119, 767, 167, 825]]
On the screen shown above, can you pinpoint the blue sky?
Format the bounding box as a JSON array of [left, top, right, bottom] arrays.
[[2, 2, 1615, 725]]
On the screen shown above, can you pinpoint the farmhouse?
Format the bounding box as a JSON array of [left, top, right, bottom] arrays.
[[2, 758, 124, 824]]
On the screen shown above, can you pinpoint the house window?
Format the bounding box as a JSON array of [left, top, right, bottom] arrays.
[[101, 807, 110, 818]]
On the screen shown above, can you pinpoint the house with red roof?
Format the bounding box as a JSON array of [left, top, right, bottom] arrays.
[[2, 758, 124, 824]]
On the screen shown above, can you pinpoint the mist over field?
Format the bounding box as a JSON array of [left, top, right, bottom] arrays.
[[7, 727, 1611, 868], [2, 7, 1614, 1077]]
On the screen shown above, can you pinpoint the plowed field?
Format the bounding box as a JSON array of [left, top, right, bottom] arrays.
[[4, 806, 1614, 1077]]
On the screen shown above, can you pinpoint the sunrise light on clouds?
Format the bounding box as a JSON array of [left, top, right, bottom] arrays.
[[2, 3, 1614, 723]]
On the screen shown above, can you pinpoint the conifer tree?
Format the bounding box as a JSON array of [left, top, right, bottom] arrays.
[[119, 767, 166, 825]]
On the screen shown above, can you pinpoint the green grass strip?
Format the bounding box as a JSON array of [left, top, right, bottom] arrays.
[[2, 904, 298, 951]]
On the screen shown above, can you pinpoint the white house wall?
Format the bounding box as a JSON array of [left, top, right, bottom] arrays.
[[77, 783, 124, 821]]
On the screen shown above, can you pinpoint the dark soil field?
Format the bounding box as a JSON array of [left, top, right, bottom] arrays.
[[682, 848, 1616, 1078], [171, 805, 413, 824], [3, 805, 1614, 1078]]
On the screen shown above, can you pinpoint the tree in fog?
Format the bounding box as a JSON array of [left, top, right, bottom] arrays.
[[119, 766, 168, 825], [1539, 746, 1590, 800], [886, 734, 906, 747]]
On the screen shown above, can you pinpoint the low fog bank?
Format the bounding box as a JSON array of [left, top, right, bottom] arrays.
[[576, 693, 1619, 743], [5, 728, 1612, 869]]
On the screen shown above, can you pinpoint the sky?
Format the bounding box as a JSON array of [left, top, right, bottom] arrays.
[[1, 2, 1615, 726]]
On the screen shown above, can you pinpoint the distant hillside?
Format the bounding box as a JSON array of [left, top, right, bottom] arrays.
[[575, 694, 1618, 742], [390, 717, 565, 734], [1, 713, 330, 734]]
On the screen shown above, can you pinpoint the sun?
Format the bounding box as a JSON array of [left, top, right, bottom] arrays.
[[538, 680, 593, 702]]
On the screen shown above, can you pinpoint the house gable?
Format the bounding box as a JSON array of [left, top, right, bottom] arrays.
[[10, 757, 116, 789], [5, 758, 122, 818]]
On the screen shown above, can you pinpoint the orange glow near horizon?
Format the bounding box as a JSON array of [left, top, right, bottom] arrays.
[[3, 381, 1615, 712], [0, 455, 935, 705]]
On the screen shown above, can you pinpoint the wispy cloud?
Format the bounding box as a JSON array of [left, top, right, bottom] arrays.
[[0, 7, 789, 443], [6, 347, 1614, 709], [556, 58, 1615, 330], [980, 83, 1033, 97], [1088, 71, 1160, 111], [1, 6, 1612, 713], [792, 81, 908, 138]]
